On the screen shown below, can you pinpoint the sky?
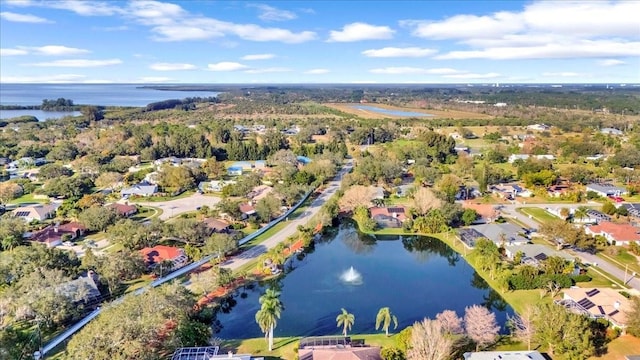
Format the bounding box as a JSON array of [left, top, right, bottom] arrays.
[[0, 0, 639, 84]]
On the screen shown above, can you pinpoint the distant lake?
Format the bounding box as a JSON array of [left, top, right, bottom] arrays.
[[212, 224, 512, 338], [0, 109, 81, 121], [0, 84, 219, 107], [350, 104, 434, 117]]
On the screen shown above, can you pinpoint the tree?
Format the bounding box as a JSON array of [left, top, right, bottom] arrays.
[[255, 195, 282, 223], [336, 308, 355, 337], [435, 309, 463, 335], [255, 288, 283, 352], [202, 158, 226, 179], [0, 182, 23, 203], [381, 347, 406, 360], [339, 185, 376, 212], [80, 105, 104, 122], [0, 217, 26, 251], [574, 206, 589, 223], [37, 163, 73, 180], [533, 303, 594, 358], [436, 174, 462, 203], [508, 305, 536, 350], [411, 187, 442, 216], [407, 318, 453, 360], [97, 250, 146, 294], [94, 171, 123, 189], [461, 209, 479, 226], [376, 307, 399, 336], [625, 296, 640, 337], [464, 305, 500, 351], [77, 193, 106, 209], [559, 207, 570, 220], [157, 164, 197, 191], [78, 206, 118, 232], [205, 233, 238, 260]]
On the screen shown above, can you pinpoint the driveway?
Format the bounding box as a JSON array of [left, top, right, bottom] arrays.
[[134, 193, 221, 220]]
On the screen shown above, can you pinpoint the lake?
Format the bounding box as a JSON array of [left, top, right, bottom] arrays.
[[349, 105, 434, 117], [0, 84, 219, 107], [211, 224, 512, 339], [0, 109, 81, 120]]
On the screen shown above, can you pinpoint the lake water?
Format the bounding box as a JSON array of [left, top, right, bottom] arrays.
[[212, 224, 512, 339], [350, 105, 434, 117], [0, 109, 81, 120], [0, 84, 219, 107]]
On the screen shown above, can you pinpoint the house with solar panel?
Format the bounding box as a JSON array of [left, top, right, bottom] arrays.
[[12, 203, 59, 222], [558, 287, 632, 329], [503, 244, 575, 267]]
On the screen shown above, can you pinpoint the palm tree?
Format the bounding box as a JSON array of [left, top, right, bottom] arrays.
[[255, 289, 283, 351], [1, 235, 21, 251], [372, 198, 386, 208], [375, 307, 398, 336], [574, 206, 589, 223], [336, 308, 355, 337]]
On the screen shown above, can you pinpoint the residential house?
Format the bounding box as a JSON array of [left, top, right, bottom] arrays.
[[600, 128, 624, 136], [508, 154, 530, 163], [369, 206, 407, 228], [139, 245, 189, 271], [546, 206, 574, 220], [463, 351, 545, 360], [458, 228, 486, 248], [108, 203, 138, 217], [470, 222, 529, 246], [461, 202, 499, 223], [121, 183, 158, 197], [299, 347, 382, 360], [490, 183, 532, 199], [12, 203, 59, 222], [171, 347, 252, 360], [547, 184, 572, 198], [586, 222, 640, 245], [239, 203, 256, 219], [253, 160, 267, 170], [585, 183, 628, 197], [227, 166, 243, 176], [202, 218, 231, 234], [369, 186, 385, 200], [198, 180, 236, 193], [585, 209, 611, 223], [58, 271, 102, 303], [561, 287, 632, 329], [527, 123, 551, 131], [621, 203, 640, 218], [504, 243, 575, 266], [230, 161, 253, 171], [154, 156, 181, 167], [248, 185, 273, 202], [30, 222, 87, 247], [395, 184, 414, 197]]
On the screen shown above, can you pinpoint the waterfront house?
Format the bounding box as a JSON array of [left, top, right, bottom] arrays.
[[470, 222, 528, 246], [504, 243, 575, 265], [369, 206, 407, 228]]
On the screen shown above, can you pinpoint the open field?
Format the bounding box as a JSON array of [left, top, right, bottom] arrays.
[[518, 207, 559, 222], [324, 102, 494, 120]]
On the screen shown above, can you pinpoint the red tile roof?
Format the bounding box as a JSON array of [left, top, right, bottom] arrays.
[[587, 222, 640, 242], [31, 222, 85, 245], [239, 203, 256, 214], [108, 203, 137, 216], [369, 206, 407, 221], [139, 245, 184, 265]]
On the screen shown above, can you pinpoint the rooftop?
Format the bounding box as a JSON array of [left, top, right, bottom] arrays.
[[563, 287, 631, 326], [463, 351, 545, 360], [587, 221, 640, 242], [139, 245, 184, 265]]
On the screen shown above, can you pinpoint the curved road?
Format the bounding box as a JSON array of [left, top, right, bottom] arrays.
[[499, 202, 640, 292], [220, 160, 353, 272]]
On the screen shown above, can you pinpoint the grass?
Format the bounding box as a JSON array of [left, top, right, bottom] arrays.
[[130, 190, 195, 202], [130, 206, 160, 221], [223, 333, 401, 360], [598, 248, 640, 276], [591, 335, 640, 360], [8, 192, 49, 204], [517, 207, 558, 223]]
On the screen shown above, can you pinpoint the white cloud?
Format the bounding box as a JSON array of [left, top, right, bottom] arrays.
[[25, 58, 122, 67], [305, 68, 330, 74], [241, 53, 276, 61], [370, 67, 461, 75], [362, 47, 437, 58], [207, 62, 248, 71], [249, 4, 296, 22], [328, 22, 395, 42], [598, 59, 626, 67], [149, 62, 196, 71], [435, 40, 640, 60], [0, 11, 51, 23], [48, 0, 123, 16], [0, 48, 29, 56], [1, 45, 90, 56], [404, 1, 640, 60], [542, 72, 583, 77], [244, 67, 291, 74], [0, 74, 86, 83], [442, 72, 501, 79]]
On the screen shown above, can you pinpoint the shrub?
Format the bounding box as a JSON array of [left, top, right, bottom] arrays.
[[571, 274, 592, 283]]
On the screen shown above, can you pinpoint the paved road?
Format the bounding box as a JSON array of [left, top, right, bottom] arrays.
[[134, 193, 221, 220], [220, 160, 353, 272], [498, 203, 640, 292]]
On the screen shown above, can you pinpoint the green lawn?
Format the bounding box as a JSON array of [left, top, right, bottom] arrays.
[[130, 190, 195, 202], [130, 206, 160, 221], [8, 192, 49, 204], [224, 333, 400, 360], [518, 207, 559, 223], [598, 249, 640, 276]]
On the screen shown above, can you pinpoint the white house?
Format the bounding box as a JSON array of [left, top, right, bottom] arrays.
[[198, 180, 236, 193], [508, 154, 530, 163], [585, 183, 628, 197], [121, 183, 158, 197], [526, 124, 551, 131], [600, 128, 624, 136]]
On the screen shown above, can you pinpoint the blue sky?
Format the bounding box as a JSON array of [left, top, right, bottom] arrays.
[[1, 0, 639, 83]]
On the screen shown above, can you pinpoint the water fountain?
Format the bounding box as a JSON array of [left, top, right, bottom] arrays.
[[340, 266, 363, 285]]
